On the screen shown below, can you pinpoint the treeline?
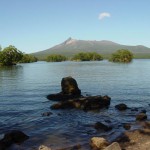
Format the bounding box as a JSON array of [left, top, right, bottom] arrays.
[[46, 50, 133, 63], [20, 54, 38, 63], [0, 45, 134, 66], [0, 45, 38, 66]]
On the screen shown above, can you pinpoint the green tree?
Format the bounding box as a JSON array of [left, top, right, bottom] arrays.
[[0, 45, 23, 66], [72, 52, 103, 61], [20, 54, 38, 63], [109, 49, 133, 63], [46, 54, 67, 62]]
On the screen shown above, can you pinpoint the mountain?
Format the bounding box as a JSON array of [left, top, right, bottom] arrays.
[[32, 37, 150, 59]]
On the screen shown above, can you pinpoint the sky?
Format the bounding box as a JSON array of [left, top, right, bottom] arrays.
[[0, 0, 150, 53]]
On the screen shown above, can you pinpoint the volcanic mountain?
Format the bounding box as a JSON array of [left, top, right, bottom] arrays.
[[32, 37, 150, 59]]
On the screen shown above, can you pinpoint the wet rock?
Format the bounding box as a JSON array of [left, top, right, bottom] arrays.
[[131, 108, 138, 112], [38, 145, 51, 150], [140, 109, 146, 114], [47, 93, 81, 101], [142, 121, 150, 129], [61, 76, 81, 95], [84, 95, 111, 111], [94, 122, 112, 131], [47, 76, 81, 101], [0, 130, 29, 150], [104, 142, 121, 150], [42, 112, 53, 117], [136, 113, 147, 121], [90, 137, 109, 150], [104, 120, 111, 123], [50, 95, 111, 111], [51, 100, 75, 109], [123, 123, 131, 130], [115, 103, 128, 111]]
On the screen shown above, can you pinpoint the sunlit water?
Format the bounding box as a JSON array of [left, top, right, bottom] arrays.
[[0, 60, 150, 149]]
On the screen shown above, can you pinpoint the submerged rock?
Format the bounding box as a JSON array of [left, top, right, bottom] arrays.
[[47, 76, 81, 101], [41, 112, 53, 117], [50, 95, 111, 111], [136, 113, 147, 121], [0, 130, 29, 150], [140, 109, 147, 114], [94, 122, 112, 131], [123, 123, 131, 130], [115, 103, 128, 111]]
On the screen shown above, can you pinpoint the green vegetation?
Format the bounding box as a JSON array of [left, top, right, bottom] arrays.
[[72, 52, 103, 61], [0, 45, 23, 66], [20, 54, 38, 63], [109, 49, 133, 63], [46, 54, 67, 62]]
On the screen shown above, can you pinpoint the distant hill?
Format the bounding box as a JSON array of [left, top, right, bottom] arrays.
[[32, 37, 150, 59]]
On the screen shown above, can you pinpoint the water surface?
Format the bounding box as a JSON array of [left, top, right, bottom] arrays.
[[0, 60, 150, 149]]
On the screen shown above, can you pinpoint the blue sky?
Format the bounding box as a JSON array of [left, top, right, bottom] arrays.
[[0, 0, 150, 53]]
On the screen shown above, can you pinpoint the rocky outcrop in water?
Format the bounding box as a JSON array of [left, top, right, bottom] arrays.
[[50, 95, 111, 111], [47, 76, 81, 101], [48, 77, 111, 111], [0, 130, 29, 150]]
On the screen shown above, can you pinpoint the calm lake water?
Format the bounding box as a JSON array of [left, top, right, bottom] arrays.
[[0, 60, 150, 149]]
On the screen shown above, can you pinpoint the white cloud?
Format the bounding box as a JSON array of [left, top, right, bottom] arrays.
[[99, 12, 111, 20]]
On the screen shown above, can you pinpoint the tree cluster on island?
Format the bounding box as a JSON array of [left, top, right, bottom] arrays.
[[109, 49, 133, 63], [0, 45, 134, 66], [0, 45, 38, 66], [46, 50, 133, 63]]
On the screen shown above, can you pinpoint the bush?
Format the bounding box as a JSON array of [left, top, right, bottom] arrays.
[[0, 45, 23, 66], [72, 52, 103, 61], [109, 49, 133, 63], [46, 54, 67, 62], [20, 54, 38, 63]]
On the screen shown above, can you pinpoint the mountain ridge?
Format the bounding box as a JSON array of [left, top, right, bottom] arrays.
[[32, 37, 150, 59]]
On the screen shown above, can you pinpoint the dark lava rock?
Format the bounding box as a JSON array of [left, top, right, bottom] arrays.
[[42, 111, 53, 116], [50, 95, 111, 111], [0, 130, 29, 150], [47, 76, 81, 101], [94, 122, 112, 131], [123, 123, 131, 130], [136, 113, 147, 121], [115, 103, 128, 111]]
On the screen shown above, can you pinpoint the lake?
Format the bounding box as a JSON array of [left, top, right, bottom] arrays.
[[0, 60, 150, 149]]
